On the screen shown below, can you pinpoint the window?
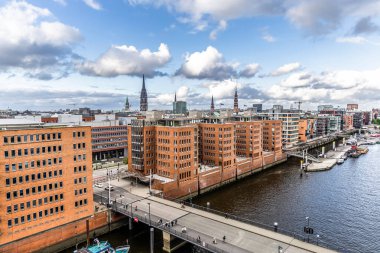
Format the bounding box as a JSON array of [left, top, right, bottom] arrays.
[[4, 150, 8, 158], [14, 204, 18, 212], [14, 217, 19, 225], [7, 206, 11, 214], [6, 192, 11, 200], [5, 164, 9, 172], [25, 175, 29, 182], [8, 220, 12, 227], [4, 137, 8, 143], [11, 150, 15, 157], [17, 136, 21, 142], [25, 162, 29, 169], [12, 164, 16, 171], [5, 178, 10, 186], [24, 135, 28, 142], [18, 163, 22, 170], [24, 149, 28, 155]]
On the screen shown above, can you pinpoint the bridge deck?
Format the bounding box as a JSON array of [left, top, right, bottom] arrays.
[[94, 182, 336, 253]]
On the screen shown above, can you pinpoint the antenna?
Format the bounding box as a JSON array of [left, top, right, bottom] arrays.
[[295, 101, 302, 110]]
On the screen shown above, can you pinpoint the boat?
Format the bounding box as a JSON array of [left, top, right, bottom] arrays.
[[336, 158, 344, 164], [74, 239, 130, 253], [357, 146, 369, 154], [342, 154, 348, 160], [350, 152, 361, 158]]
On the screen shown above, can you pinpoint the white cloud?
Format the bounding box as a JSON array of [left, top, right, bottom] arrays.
[[203, 79, 240, 99], [262, 34, 276, 42], [209, 20, 227, 40], [83, 0, 102, 10], [0, 1, 82, 79], [240, 63, 261, 78], [127, 0, 380, 36], [270, 62, 301, 76], [265, 67, 380, 104], [53, 0, 67, 6], [336, 36, 367, 44], [78, 43, 171, 77], [176, 46, 238, 80]]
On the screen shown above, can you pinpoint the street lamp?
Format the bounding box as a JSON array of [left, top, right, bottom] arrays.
[[148, 202, 151, 226], [316, 234, 320, 245]]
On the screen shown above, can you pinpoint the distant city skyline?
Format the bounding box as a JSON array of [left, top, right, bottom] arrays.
[[1, 0, 380, 110]]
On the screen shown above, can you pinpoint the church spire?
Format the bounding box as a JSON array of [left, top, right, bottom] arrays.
[[125, 96, 130, 111], [234, 86, 239, 114], [140, 74, 148, 111], [211, 95, 215, 115]]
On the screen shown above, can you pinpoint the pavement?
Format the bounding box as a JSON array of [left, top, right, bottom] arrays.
[[93, 177, 337, 253]]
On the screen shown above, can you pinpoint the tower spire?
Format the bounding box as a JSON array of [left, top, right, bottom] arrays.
[[125, 96, 130, 111], [174, 92, 177, 102], [211, 95, 215, 115], [234, 85, 239, 114], [140, 74, 148, 111]]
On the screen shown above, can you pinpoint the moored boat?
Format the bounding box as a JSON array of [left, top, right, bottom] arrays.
[[337, 158, 344, 164], [357, 146, 369, 154], [74, 239, 130, 253], [350, 152, 361, 158]]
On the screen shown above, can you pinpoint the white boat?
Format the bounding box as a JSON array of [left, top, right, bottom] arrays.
[[337, 158, 344, 165]]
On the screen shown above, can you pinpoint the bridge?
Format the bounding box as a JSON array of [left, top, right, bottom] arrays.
[[93, 185, 336, 253]]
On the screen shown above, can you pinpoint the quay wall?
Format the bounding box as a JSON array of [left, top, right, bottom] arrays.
[[159, 153, 287, 200], [0, 209, 128, 253]]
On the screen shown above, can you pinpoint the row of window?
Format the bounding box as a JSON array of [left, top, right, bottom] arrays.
[[5, 169, 63, 186], [7, 205, 64, 227], [74, 198, 88, 208], [3, 133, 62, 144], [73, 143, 87, 150], [74, 165, 87, 173], [74, 188, 87, 196], [92, 127, 127, 132], [5, 182, 63, 200], [7, 193, 64, 214], [4, 145, 62, 158], [74, 177, 87, 184], [5, 157, 63, 172], [73, 154, 87, 162], [73, 131, 86, 138]]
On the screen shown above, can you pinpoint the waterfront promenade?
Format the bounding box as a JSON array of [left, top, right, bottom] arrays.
[[306, 145, 351, 172], [94, 179, 337, 253]]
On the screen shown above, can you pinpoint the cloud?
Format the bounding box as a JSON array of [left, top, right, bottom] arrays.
[[0, 1, 82, 79], [83, 0, 102, 10], [270, 62, 302, 77], [260, 27, 276, 42], [239, 63, 261, 78], [264, 67, 380, 104], [209, 20, 227, 40], [336, 36, 367, 44], [352, 16, 380, 35], [176, 46, 238, 80], [77, 43, 171, 77], [53, 0, 67, 6], [127, 0, 380, 36]]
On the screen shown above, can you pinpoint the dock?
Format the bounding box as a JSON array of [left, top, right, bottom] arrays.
[[306, 145, 351, 172]]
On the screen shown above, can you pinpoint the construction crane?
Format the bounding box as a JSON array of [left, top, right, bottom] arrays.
[[295, 101, 302, 110]]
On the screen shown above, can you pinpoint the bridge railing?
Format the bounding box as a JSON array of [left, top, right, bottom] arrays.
[[179, 201, 314, 245], [94, 194, 228, 253]]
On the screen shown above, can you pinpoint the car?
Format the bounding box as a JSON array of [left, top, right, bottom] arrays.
[[105, 186, 114, 191], [94, 183, 103, 188]]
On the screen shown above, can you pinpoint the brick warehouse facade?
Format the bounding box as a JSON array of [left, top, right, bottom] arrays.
[[128, 118, 286, 199], [0, 124, 94, 246]]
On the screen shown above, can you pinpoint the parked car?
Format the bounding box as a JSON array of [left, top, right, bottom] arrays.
[[94, 183, 103, 188], [105, 186, 114, 191]]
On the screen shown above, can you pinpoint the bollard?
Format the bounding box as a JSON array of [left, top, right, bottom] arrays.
[[150, 227, 154, 253], [206, 202, 210, 210], [274, 222, 278, 232]]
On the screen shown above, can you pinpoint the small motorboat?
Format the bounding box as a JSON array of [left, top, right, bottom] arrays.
[[74, 239, 130, 253], [336, 158, 344, 165]]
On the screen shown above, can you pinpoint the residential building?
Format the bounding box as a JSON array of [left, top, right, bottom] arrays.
[[298, 118, 315, 142], [316, 117, 329, 137], [353, 112, 363, 129], [343, 114, 354, 130], [347, 104, 359, 111], [262, 120, 282, 154], [0, 120, 93, 246]]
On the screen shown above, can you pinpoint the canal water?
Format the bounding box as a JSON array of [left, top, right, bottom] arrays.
[[63, 145, 379, 253], [194, 145, 380, 253]]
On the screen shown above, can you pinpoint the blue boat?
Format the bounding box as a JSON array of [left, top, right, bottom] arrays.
[[74, 239, 130, 253]]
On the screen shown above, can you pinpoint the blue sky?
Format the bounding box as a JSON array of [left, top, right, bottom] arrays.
[[1, 0, 380, 111]]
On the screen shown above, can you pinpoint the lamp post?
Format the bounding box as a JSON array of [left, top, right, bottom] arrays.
[[148, 202, 151, 226], [106, 168, 111, 206], [316, 234, 320, 245]]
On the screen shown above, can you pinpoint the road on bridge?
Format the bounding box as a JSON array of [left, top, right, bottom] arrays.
[[93, 184, 336, 253]]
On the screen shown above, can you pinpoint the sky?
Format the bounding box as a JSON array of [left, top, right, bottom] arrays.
[[1, 0, 380, 111]]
